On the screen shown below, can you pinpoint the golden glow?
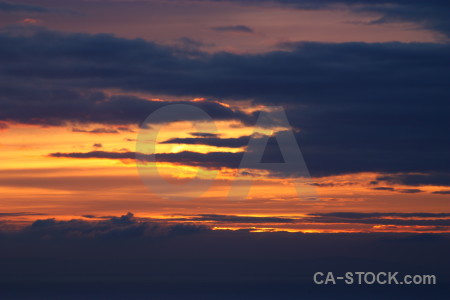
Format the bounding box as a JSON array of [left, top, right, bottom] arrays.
[[0, 99, 449, 233]]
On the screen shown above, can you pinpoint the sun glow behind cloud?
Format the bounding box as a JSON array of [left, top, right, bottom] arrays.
[[0, 0, 448, 234], [0, 106, 449, 233]]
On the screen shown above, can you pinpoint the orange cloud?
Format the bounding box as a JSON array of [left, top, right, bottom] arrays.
[[22, 18, 40, 24]]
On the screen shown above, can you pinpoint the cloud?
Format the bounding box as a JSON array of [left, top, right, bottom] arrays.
[[0, 1, 52, 13], [1, 27, 449, 181], [355, 1, 450, 38], [211, 25, 254, 33], [0, 213, 449, 298], [190, 132, 220, 138], [73, 127, 120, 134], [204, 0, 450, 38], [4, 212, 450, 234], [173, 37, 214, 57], [376, 173, 450, 187], [309, 212, 450, 219], [397, 188, 423, 194], [372, 187, 395, 191], [311, 182, 336, 187], [0, 1, 80, 15], [0, 86, 250, 127], [50, 151, 137, 160], [180, 214, 297, 223], [48, 132, 311, 175], [371, 187, 424, 193], [49, 150, 243, 169], [21, 18, 40, 24], [0, 212, 47, 218], [306, 212, 450, 226], [160, 135, 250, 148], [432, 190, 450, 195], [23, 212, 209, 240], [48, 117, 450, 183], [147, 212, 450, 227], [72, 127, 133, 134]]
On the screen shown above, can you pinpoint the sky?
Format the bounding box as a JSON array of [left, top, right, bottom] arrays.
[[0, 0, 449, 298]]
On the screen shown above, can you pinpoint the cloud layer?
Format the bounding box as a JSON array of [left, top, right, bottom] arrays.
[[204, 0, 450, 37], [0, 213, 449, 299], [1, 27, 449, 182]]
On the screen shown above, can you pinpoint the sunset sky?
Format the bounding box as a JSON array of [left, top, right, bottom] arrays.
[[0, 0, 449, 233], [0, 1, 449, 298]]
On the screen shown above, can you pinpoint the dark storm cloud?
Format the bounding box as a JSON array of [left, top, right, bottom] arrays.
[[211, 25, 254, 33]]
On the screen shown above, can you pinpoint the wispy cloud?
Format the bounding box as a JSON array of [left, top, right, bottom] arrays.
[[211, 25, 254, 33], [204, 0, 450, 38], [0, 1, 80, 15], [1, 27, 449, 182], [0, 212, 47, 218], [0, 1, 52, 13]]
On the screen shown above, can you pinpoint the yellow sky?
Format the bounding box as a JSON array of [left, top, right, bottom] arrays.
[[1, 112, 449, 232]]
